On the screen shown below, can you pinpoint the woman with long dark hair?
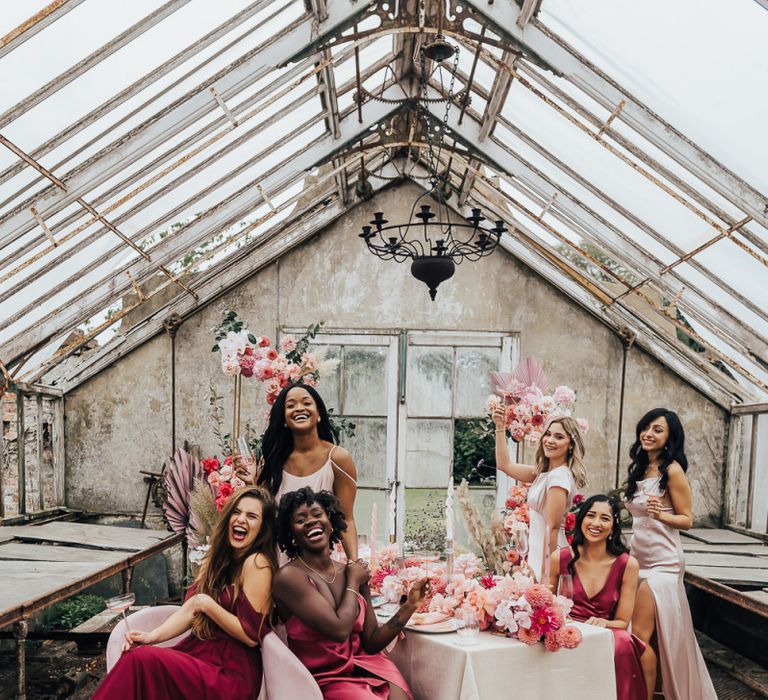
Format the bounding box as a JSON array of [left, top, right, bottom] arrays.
[[94, 486, 277, 699], [549, 495, 649, 700], [256, 383, 359, 561], [493, 411, 587, 581], [273, 487, 426, 699], [623, 408, 716, 699]]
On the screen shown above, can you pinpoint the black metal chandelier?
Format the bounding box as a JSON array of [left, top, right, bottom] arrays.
[[358, 35, 506, 301]]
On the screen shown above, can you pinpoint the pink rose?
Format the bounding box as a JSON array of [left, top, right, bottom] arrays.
[[239, 354, 255, 377], [207, 471, 221, 488], [257, 336, 270, 347], [280, 335, 297, 352], [218, 482, 233, 499], [201, 457, 219, 474], [266, 348, 278, 361], [572, 493, 584, 505]]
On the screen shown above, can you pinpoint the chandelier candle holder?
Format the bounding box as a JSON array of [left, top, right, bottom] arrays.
[[358, 35, 506, 300]]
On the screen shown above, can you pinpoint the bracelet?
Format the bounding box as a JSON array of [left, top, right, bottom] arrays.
[[345, 587, 358, 595], [495, 429, 506, 433]]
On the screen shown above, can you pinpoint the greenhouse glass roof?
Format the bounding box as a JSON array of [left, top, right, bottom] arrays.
[[0, 0, 766, 408]]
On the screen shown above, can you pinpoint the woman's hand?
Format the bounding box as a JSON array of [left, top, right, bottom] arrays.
[[585, 617, 609, 628], [492, 405, 507, 431], [234, 456, 258, 485], [646, 496, 663, 520], [122, 629, 157, 651], [406, 578, 431, 608], [346, 559, 371, 588]]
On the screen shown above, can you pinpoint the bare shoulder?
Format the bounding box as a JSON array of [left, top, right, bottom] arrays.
[[625, 555, 640, 574], [273, 562, 305, 591], [666, 462, 688, 481], [247, 552, 273, 571], [331, 446, 356, 474]]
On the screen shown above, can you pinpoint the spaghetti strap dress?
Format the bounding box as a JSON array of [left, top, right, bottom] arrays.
[[93, 585, 269, 699], [624, 477, 716, 699], [560, 549, 646, 700], [283, 580, 412, 700], [275, 446, 356, 566]]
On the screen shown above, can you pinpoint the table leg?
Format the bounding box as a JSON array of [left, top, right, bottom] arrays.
[[122, 566, 134, 594], [15, 620, 28, 700]]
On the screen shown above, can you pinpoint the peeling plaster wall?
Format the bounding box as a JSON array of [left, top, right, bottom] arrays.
[[64, 182, 726, 523]]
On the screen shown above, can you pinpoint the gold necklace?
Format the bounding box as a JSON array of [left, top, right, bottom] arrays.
[[298, 555, 337, 584]]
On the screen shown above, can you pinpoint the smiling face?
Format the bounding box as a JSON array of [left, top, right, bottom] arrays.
[[228, 496, 264, 551], [541, 421, 572, 465], [580, 500, 614, 544], [284, 386, 319, 433], [291, 500, 331, 553], [639, 416, 669, 457]]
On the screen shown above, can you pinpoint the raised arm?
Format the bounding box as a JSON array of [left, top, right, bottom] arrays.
[[272, 561, 369, 643], [492, 406, 537, 483], [649, 463, 693, 530], [542, 486, 568, 563], [359, 580, 429, 654], [332, 447, 359, 559]]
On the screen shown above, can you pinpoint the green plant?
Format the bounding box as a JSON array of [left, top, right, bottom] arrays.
[[44, 594, 105, 630], [453, 418, 496, 484]]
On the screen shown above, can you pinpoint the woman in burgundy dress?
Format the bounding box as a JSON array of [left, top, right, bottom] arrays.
[[93, 486, 277, 699], [549, 495, 650, 700], [273, 487, 428, 700]]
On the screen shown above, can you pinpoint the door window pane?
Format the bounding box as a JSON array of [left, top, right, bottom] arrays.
[[343, 346, 388, 416], [454, 348, 498, 417], [406, 346, 452, 417], [405, 419, 452, 487], [343, 417, 387, 488]]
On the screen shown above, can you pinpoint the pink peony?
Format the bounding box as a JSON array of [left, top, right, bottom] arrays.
[[266, 348, 278, 361], [556, 625, 582, 649], [517, 626, 541, 645], [544, 630, 563, 652], [370, 565, 398, 592], [525, 584, 553, 609], [280, 335, 297, 352], [553, 385, 576, 406]]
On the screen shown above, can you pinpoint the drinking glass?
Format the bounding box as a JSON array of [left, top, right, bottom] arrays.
[[454, 608, 480, 646], [106, 592, 136, 632], [515, 529, 529, 560], [557, 574, 574, 601]]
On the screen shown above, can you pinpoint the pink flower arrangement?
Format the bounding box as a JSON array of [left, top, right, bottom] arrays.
[[200, 454, 246, 511], [486, 358, 589, 446]]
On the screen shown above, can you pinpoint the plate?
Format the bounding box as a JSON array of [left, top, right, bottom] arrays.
[[405, 619, 456, 634]]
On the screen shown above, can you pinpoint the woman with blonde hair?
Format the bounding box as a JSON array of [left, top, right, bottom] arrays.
[[93, 486, 277, 699], [493, 410, 587, 581]]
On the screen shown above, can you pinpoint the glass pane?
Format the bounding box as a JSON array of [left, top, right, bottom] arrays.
[[454, 348, 498, 417], [750, 414, 768, 533], [455, 486, 498, 557], [405, 419, 452, 487], [404, 488, 447, 551], [313, 344, 341, 412], [353, 488, 389, 553], [341, 417, 387, 488], [406, 346, 452, 417], [342, 346, 388, 416], [453, 418, 496, 485]]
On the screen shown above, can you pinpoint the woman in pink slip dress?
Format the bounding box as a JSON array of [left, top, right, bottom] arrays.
[[623, 408, 716, 699], [494, 410, 588, 582], [550, 495, 649, 700], [273, 487, 428, 699], [255, 383, 359, 562]]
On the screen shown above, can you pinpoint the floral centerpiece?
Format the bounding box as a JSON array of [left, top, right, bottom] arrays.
[[486, 358, 589, 447], [366, 551, 582, 651]]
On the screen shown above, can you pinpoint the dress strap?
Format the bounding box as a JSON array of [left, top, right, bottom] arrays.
[[330, 449, 357, 485], [610, 552, 629, 584]]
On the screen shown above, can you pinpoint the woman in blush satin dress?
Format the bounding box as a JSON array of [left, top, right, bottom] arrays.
[[623, 408, 716, 700], [273, 487, 429, 700], [494, 410, 587, 582], [550, 495, 650, 700], [252, 383, 359, 562], [93, 487, 277, 699]]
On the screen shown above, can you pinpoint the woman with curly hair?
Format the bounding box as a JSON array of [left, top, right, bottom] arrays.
[[253, 383, 359, 561], [493, 411, 588, 582], [93, 486, 277, 699], [623, 408, 716, 699], [273, 487, 427, 699], [549, 495, 650, 700]]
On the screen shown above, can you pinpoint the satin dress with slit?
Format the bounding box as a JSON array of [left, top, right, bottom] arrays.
[[625, 477, 716, 700], [93, 585, 268, 699], [560, 549, 646, 700], [283, 581, 412, 700]]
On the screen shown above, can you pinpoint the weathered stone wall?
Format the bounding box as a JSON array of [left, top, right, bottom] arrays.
[[64, 182, 726, 523]]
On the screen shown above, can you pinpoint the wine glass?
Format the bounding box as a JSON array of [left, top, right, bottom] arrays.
[[454, 608, 480, 646], [106, 592, 136, 632], [515, 529, 529, 560], [557, 574, 574, 601]]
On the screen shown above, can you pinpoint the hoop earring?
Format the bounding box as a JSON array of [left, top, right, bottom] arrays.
[[283, 423, 287, 428]]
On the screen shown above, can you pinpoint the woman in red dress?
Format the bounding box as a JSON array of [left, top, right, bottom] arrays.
[[549, 494, 651, 700], [273, 487, 428, 700], [93, 486, 277, 699]]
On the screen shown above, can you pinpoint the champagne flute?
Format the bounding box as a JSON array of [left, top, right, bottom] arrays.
[[455, 608, 480, 645], [557, 574, 574, 601], [516, 529, 529, 560], [106, 592, 136, 633]]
